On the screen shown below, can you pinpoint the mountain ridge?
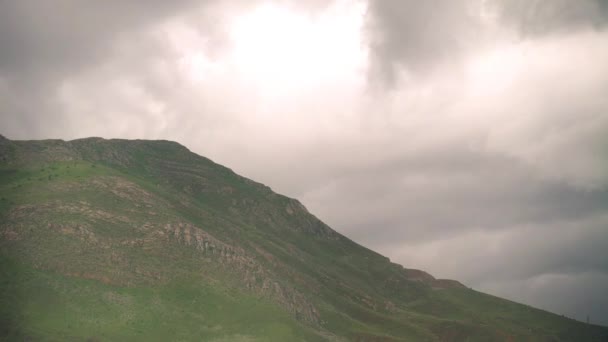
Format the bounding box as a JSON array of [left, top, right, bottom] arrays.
[[1, 136, 606, 341]]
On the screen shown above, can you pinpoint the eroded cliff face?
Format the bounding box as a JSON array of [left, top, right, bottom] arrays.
[[164, 221, 321, 325]]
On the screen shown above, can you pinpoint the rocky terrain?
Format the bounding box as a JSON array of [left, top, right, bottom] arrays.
[[1, 135, 607, 341]]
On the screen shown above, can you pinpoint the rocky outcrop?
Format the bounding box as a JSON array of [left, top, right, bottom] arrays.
[[403, 268, 465, 289], [432, 279, 465, 289], [163, 221, 321, 325]]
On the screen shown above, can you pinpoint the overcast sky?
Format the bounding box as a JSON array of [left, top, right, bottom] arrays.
[[1, 0, 607, 325]]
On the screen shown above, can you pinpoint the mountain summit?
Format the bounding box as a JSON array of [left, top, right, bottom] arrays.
[[1, 137, 606, 341]]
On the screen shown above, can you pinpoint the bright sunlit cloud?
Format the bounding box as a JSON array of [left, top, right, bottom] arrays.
[[227, 1, 368, 98], [168, 1, 368, 99], [467, 43, 526, 96]]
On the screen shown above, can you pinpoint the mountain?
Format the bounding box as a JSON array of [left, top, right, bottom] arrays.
[[0, 135, 606, 341]]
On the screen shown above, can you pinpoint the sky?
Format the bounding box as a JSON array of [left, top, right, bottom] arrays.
[[1, 0, 608, 325]]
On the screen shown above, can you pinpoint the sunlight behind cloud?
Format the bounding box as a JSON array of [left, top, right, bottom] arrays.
[[467, 43, 525, 96], [227, 1, 368, 99]]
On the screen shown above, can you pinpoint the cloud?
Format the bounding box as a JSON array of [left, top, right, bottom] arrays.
[[302, 150, 608, 244], [365, 0, 608, 83], [365, 0, 485, 83], [0, 1, 202, 80], [482, 272, 608, 326], [494, 0, 608, 36], [0, 0, 205, 140], [1, 0, 607, 326]]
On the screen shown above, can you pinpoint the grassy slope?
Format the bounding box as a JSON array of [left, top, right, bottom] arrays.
[[0, 137, 606, 341], [1, 256, 318, 342]]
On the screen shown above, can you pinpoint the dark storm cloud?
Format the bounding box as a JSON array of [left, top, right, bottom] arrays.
[[495, 0, 608, 36], [0, 0, 203, 139], [0, 0, 197, 78], [365, 0, 608, 83], [365, 0, 482, 82], [484, 272, 608, 326], [301, 145, 608, 244]]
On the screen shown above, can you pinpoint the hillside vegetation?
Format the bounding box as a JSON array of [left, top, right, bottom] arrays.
[[1, 135, 606, 341]]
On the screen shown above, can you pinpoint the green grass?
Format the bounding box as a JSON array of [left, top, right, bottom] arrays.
[[1, 137, 607, 341], [0, 255, 322, 341]]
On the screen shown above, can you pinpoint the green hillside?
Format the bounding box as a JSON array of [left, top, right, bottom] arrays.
[[1, 135, 606, 341]]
